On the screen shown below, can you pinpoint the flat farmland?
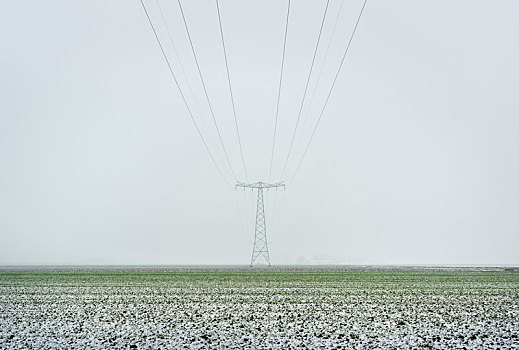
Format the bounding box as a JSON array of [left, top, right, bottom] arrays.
[[0, 267, 518, 349]]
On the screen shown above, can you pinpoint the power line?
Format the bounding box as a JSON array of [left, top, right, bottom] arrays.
[[215, 0, 248, 181], [271, 187, 286, 244], [155, 0, 201, 115], [139, 0, 232, 188], [281, 0, 331, 180], [298, 0, 344, 137], [268, 0, 291, 182], [235, 189, 247, 238], [177, 0, 238, 181], [288, 0, 344, 178], [290, 0, 368, 185], [155, 0, 220, 155]]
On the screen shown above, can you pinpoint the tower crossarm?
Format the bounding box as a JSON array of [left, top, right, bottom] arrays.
[[235, 181, 285, 190]]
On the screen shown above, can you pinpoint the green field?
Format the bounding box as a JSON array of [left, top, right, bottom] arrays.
[[1, 267, 518, 348]]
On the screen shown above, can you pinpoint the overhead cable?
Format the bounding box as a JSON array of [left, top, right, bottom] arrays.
[[268, 0, 291, 182], [298, 0, 344, 135], [139, 0, 232, 188], [177, 0, 238, 181], [215, 0, 249, 181], [155, 0, 204, 120], [290, 0, 368, 184], [281, 0, 331, 180]]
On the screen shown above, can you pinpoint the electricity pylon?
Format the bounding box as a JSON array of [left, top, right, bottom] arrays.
[[236, 181, 285, 266]]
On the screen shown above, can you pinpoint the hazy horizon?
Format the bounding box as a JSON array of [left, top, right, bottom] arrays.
[[1, 0, 518, 265]]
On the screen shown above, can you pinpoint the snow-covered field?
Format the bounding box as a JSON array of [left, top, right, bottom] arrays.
[[1, 267, 518, 349]]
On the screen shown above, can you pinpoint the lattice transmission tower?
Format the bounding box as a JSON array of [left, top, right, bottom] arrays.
[[236, 181, 285, 266]]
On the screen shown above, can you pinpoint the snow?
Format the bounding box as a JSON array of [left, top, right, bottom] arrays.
[[0, 267, 518, 349]]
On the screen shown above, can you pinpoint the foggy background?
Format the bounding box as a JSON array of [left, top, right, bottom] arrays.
[[1, 0, 518, 265]]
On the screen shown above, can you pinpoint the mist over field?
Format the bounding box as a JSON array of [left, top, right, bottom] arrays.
[[2, 0, 519, 348], [1, 1, 518, 267]]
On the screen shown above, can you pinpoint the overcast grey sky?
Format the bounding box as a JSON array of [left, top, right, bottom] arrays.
[[1, 0, 518, 265]]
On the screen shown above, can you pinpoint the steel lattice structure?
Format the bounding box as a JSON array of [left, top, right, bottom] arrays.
[[140, 0, 369, 266], [236, 181, 285, 266]]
